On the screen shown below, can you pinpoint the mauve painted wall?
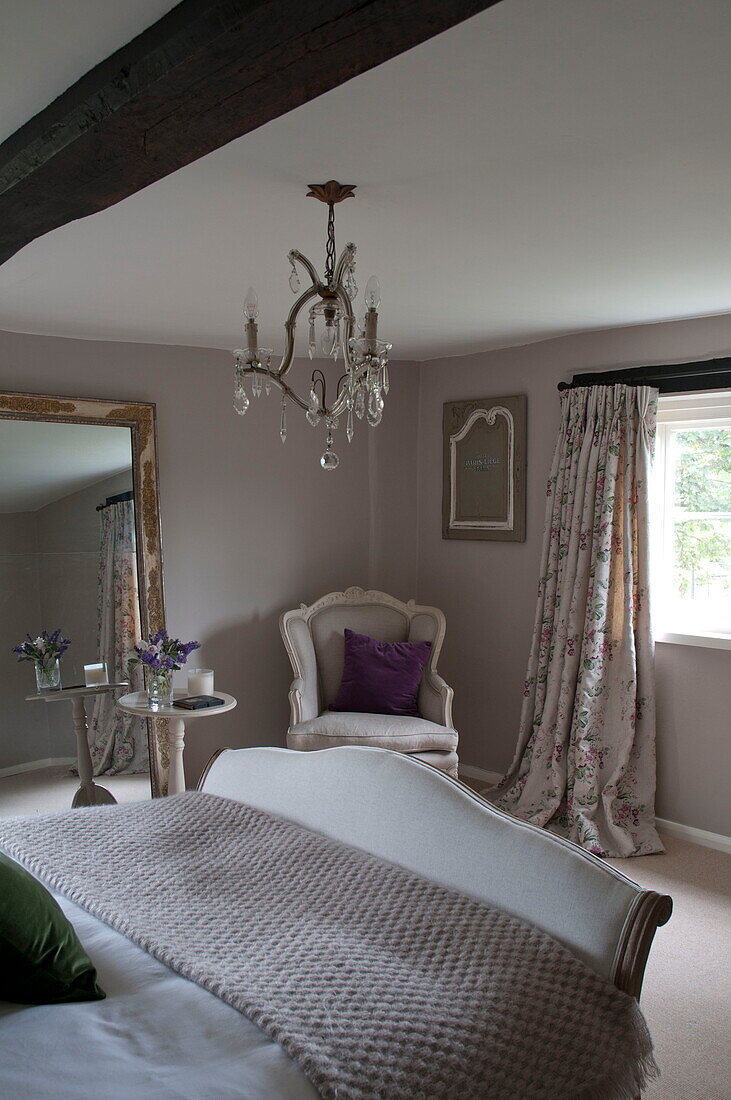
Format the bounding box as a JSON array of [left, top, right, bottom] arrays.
[[0, 329, 420, 786], [416, 314, 731, 838]]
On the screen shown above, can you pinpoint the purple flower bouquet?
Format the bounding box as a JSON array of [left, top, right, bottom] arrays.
[[130, 629, 200, 707], [13, 629, 71, 692]]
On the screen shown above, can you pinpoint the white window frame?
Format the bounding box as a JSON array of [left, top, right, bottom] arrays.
[[652, 390, 731, 650]]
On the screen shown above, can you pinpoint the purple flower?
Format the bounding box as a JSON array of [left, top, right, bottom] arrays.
[[11, 629, 70, 664], [129, 630, 201, 672]]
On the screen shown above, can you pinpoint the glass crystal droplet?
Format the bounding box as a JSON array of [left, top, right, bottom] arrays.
[[346, 407, 354, 443], [264, 375, 271, 396], [280, 398, 287, 443], [320, 448, 339, 470], [367, 385, 384, 427], [345, 266, 358, 302], [306, 387, 320, 427], [382, 363, 390, 394], [321, 324, 336, 357], [354, 385, 366, 420], [252, 373, 262, 397], [233, 390, 249, 416], [368, 387, 384, 419]]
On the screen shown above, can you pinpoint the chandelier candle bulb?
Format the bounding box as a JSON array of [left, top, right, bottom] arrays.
[[243, 288, 259, 322]]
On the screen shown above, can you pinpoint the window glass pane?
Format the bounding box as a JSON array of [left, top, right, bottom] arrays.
[[673, 428, 731, 513], [673, 517, 731, 601], [664, 425, 731, 631]]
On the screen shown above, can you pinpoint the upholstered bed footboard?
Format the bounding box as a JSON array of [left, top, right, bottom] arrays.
[[199, 745, 671, 998]]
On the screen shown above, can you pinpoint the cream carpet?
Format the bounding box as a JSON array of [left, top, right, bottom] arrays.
[[607, 835, 731, 1100], [0, 763, 151, 817]]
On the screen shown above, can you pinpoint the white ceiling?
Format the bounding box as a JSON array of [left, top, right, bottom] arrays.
[[0, 420, 132, 511], [1, 0, 731, 360]]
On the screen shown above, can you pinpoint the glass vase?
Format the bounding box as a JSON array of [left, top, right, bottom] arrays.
[[147, 667, 174, 708], [35, 658, 61, 693]]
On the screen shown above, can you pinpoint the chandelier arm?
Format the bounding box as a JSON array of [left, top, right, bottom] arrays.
[[238, 364, 309, 412], [288, 250, 320, 288], [277, 282, 321, 378], [332, 242, 356, 288], [323, 284, 357, 419], [311, 369, 327, 408]]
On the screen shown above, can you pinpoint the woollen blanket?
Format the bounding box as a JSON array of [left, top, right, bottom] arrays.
[[0, 791, 658, 1100]]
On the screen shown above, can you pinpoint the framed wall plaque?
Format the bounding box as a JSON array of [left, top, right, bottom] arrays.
[[443, 395, 527, 541]]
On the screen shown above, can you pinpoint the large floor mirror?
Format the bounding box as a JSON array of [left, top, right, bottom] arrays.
[[0, 392, 166, 816]]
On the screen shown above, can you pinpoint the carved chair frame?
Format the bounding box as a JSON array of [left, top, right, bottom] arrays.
[[280, 586, 453, 728]]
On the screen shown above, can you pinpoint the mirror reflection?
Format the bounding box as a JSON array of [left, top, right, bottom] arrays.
[[0, 419, 151, 816]]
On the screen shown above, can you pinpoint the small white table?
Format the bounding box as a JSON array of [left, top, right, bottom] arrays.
[[117, 690, 237, 794], [26, 682, 129, 807]]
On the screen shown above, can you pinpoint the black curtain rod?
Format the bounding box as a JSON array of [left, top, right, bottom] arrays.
[[96, 490, 134, 512], [557, 356, 731, 394]]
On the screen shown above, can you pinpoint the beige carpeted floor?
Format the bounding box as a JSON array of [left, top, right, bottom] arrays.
[[0, 764, 151, 817], [607, 836, 731, 1100]]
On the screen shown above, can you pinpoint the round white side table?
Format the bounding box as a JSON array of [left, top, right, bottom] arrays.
[[117, 690, 237, 795], [26, 682, 129, 808]]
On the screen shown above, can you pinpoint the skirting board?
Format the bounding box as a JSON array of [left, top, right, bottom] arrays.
[[0, 756, 75, 780], [460, 764, 731, 855], [460, 764, 503, 787], [655, 817, 731, 856]]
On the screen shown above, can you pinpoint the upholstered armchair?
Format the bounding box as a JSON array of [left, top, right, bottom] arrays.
[[280, 587, 459, 777]]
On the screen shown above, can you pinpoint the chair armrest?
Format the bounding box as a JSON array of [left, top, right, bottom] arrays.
[[288, 676, 319, 726], [418, 669, 455, 728]]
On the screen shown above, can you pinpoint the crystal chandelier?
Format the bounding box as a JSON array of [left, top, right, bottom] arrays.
[[232, 181, 391, 469]]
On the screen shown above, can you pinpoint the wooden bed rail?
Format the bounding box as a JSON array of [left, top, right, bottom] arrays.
[[611, 891, 674, 1000]]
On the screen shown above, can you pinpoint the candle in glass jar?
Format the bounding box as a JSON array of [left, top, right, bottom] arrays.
[[84, 662, 108, 686], [187, 668, 214, 696]]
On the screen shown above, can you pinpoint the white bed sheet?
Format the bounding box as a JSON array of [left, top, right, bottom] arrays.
[[0, 889, 319, 1100]]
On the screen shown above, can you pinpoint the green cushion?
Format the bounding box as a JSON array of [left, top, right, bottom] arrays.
[[0, 850, 105, 1004]]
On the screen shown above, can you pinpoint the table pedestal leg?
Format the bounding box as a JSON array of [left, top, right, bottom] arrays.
[[166, 717, 186, 795], [71, 696, 117, 808]]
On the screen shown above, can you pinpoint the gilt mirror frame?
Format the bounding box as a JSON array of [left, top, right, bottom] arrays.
[[0, 390, 167, 796]]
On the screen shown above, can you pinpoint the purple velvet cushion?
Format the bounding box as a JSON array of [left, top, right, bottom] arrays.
[[329, 628, 432, 718]]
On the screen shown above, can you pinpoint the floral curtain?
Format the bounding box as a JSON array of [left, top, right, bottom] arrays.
[[491, 384, 663, 857], [88, 499, 148, 775]]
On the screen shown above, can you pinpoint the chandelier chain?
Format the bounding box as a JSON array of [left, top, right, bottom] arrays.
[[325, 203, 336, 286]]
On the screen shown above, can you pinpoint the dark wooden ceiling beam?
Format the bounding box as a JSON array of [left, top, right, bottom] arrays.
[[0, 0, 503, 266]]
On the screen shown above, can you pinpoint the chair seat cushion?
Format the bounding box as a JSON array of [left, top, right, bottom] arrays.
[[287, 711, 458, 753]]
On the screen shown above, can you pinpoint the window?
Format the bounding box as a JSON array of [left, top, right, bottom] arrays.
[[652, 392, 731, 648]]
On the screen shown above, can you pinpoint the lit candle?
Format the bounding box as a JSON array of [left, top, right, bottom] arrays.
[[187, 668, 214, 696], [84, 662, 108, 686]]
